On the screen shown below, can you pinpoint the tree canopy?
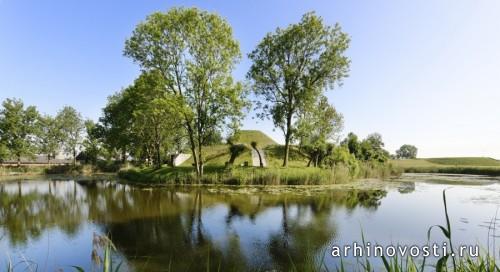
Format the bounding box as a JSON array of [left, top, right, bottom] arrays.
[[0, 98, 40, 164], [341, 132, 390, 163], [56, 106, 84, 165], [296, 96, 344, 167], [396, 144, 418, 159], [38, 114, 63, 163], [248, 12, 350, 167], [124, 7, 247, 177]]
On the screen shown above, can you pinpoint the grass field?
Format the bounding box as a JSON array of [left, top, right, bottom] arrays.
[[391, 157, 500, 176], [425, 157, 500, 166]]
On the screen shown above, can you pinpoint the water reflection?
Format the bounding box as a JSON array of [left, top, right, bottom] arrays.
[[0, 179, 386, 271], [0, 180, 85, 246]]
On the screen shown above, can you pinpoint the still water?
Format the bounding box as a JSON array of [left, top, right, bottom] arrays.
[[0, 174, 499, 271]]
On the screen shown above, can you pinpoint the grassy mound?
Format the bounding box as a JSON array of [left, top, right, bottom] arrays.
[[236, 130, 278, 147], [180, 130, 286, 167], [425, 157, 500, 166], [180, 145, 253, 167], [120, 130, 399, 185]]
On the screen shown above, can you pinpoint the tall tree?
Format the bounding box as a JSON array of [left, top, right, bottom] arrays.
[[296, 96, 343, 167], [129, 71, 183, 168], [0, 98, 40, 165], [82, 119, 104, 165], [248, 12, 350, 167], [38, 115, 63, 164], [101, 71, 184, 167], [124, 7, 246, 177], [56, 106, 84, 165], [100, 91, 135, 162], [360, 133, 390, 163], [396, 144, 418, 159], [341, 132, 362, 160]]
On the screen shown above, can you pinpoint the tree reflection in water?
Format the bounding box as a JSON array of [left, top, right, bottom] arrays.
[[0, 179, 388, 271]]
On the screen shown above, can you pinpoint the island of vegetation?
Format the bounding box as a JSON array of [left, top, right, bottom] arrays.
[[1, 8, 499, 185]]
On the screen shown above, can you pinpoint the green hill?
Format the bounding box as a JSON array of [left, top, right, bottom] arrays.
[[181, 130, 280, 167], [235, 130, 278, 147], [179, 130, 309, 167]]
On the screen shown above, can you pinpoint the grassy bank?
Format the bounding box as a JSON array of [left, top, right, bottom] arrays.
[[392, 157, 500, 176], [0, 165, 48, 176], [0, 162, 121, 179], [118, 162, 400, 185]]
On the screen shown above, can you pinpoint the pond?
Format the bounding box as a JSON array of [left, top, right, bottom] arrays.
[[0, 174, 499, 271]]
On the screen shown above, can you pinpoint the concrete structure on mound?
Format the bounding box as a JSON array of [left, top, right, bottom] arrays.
[[251, 149, 267, 167], [173, 153, 192, 166]]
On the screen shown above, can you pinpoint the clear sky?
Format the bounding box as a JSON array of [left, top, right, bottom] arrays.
[[1, 0, 499, 158]]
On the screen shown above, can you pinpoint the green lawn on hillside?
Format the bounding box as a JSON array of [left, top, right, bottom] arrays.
[[391, 157, 500, 176], [181, 145, 253, 167], [235, 130, 278, 147], [120, 130, 398, 184], [180, 130, 310, 168]]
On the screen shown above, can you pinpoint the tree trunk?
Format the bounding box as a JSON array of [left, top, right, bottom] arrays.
[[283, 130, 291, 167], [283, 112, 293, 167], [186, 122, 200, 178], [73, 148, 76, 166], [197, 142, 204, 178], [121, 149, 126, 164], [256, 149, 263, 167], [154, 125, 161, 169], [155, 143, 161, 169], [196, 118, 204, 180]]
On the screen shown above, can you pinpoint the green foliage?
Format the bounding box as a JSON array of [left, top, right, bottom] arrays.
[[0, 142, 8, 163], [130, 72, 184, 168], [100, 91, 134, 161], [124, 7, 247, 177], [101, 71, 185, 168], [361, 133, 390, 162], [81, 120, 103, 165], [297, 96, 344, 167], [248, 12, 350, 167], [0, 98, 40, 163], [203, 128, 223, 146], [396, 144, 418, 159], [228, 144, 247, 164], [341, 132, 390, 163], [324, 145, 359, 177], [38, 114, 64, 162], [56, 106, 84, 164], [119, 165, 348, 185], [250, 141, 258, 149], [341, 132, 362, 159]]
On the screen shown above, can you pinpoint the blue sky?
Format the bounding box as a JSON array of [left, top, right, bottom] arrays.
[[1, 0, 499, 158]]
